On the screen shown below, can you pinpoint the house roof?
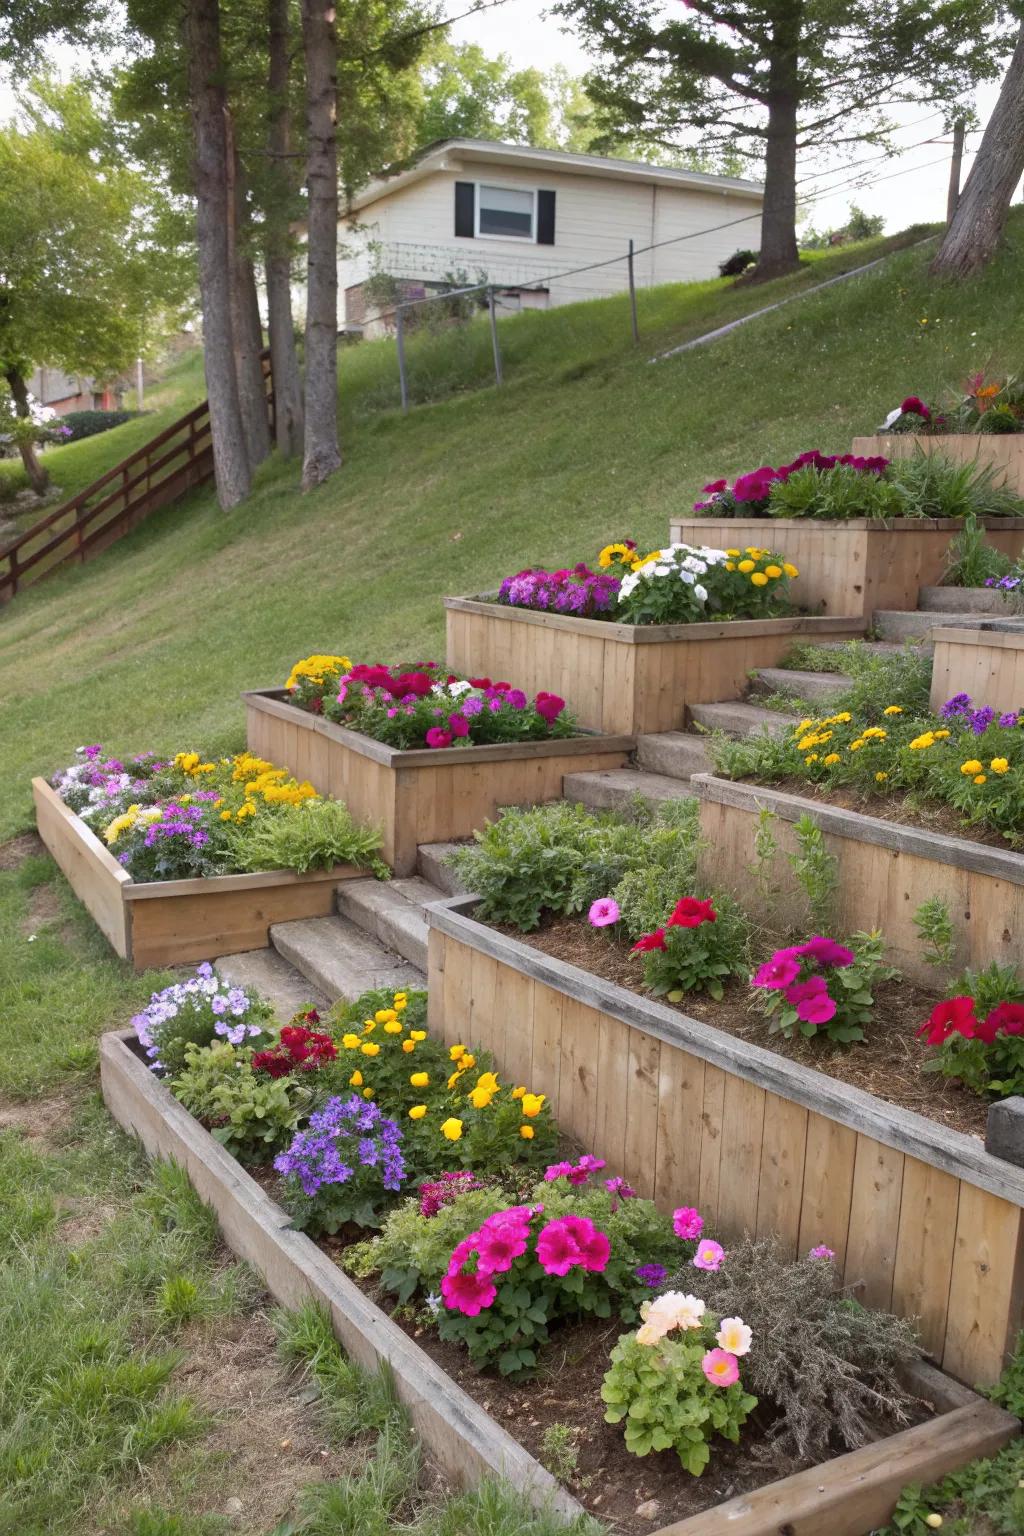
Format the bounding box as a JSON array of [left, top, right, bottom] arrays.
[[348, 138, 764, 213]]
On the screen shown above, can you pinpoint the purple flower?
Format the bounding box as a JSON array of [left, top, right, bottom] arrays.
[[969, 706, 996, 736], [634, 1263, 667, 1289], [808, 1244, 835, 1261], [940, 692, 972, 720], [999, 711, 1020, 728]]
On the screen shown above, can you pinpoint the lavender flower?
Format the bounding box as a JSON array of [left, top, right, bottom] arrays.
[[274, 1095, 405, 1197], [634, 1264, 667, 1289]]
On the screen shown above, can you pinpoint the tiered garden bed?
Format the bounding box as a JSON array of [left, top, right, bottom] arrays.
[[33, 775, 367, 970], [444, 599, 863, 736], [100, 1026, 1021, 1534], [852, 434, 1024, 494], [244, 688, 633, 874], [930, 626, 1024, 715]]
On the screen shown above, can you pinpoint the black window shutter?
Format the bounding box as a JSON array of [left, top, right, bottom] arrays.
[[454, 181, 475, 237], [536, 189, 556, 244]]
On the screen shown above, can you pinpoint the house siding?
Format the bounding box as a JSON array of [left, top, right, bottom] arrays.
[[338, 162, 762, 323]]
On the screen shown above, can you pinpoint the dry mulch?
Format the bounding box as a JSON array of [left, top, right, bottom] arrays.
[[500, 917, 989, 1139]]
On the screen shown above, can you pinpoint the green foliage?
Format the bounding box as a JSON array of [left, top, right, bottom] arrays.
[[60, 409, 143, 441], [224, 797, 387, 876], [925, 969, 1024, 1098], [415, 40, 594, 151], [787, 813, 838, 930], [988, 1331, 1024, 1417], [749, 805, 781, 904], [764, 454, 1024, 522], [943, 512, 1014, 588], [449, 798, 701, 934], [803, 203, 885, 249], [756, 930, 897, 1045], [274, 1301, 399, 1439], [637, 895, 750, 1001], [880, 1441, 1024, 1534], [913, 896, 956, 971], [171, 1041, 306, 1163], [782, 641, 932, 722], [951, 959, 1024, 1016], [602, 1328, 757, 1473], [539, 1422, 584, 1483], [331, 985, 428, 1034]]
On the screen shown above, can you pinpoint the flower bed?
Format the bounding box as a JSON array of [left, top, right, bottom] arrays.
[[244, 672, 633, 874], [930, 628, 1024, 717], [858, 379, 1024, 492], [34, 745, 380, 968], [100, 999, 1020, 1534]]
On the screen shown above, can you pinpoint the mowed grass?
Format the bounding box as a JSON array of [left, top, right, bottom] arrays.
[[9, 222, 1024, 840]]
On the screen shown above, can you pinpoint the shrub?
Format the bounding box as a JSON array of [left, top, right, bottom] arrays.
[[130, 964, 274, 1076], [59, 408, 142, 441], [631, 894, 749, 1001], [172, 1040, 306, 1161], [718, 248, 757, 277], [672, 1235, 921, 1460]]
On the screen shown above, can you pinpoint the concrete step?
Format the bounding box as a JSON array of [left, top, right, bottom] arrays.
[[689, 701, 802, 739], [214, 945, 331, 1022], [416, 841, 470, 896], [563, 767, 693, 813], [270, 913, 423, 1004], [918, 585, 1010, 615], [335, 878, 433, 971], [635, 732, 711, 780], [814, 638, 907, 656], [750, 667, 851, 703], [873, 610, 1024, 643]]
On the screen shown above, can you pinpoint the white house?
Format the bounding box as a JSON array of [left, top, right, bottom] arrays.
[[338, 139, 764, 331]]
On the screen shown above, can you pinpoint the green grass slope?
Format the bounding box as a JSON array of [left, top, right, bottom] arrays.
[[2, 221, 1023, 838]]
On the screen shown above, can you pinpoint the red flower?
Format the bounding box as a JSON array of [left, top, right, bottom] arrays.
[[668, 897, 717, 928], [535, 691, 566, 724], [980, 1002, 1024, 1040], [916, 995, 978, 1046], [702, 478, 727, 494], [468, 677, 492, 688], [901, 396, 931, 420], [631, 928, 667, 952], [252, 1049, 292, 1078]]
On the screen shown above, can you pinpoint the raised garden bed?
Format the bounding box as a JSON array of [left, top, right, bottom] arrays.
[[33, 776, 367, 970], [444, 597, 863, 736], [426, 898, 1024, 1387], [668, 516, 1024, 621], [244, 688, 633, 875], [930, 625, 1024, 715], [100, 1026, 1020, 1534], [853, 434, 1024, 495]]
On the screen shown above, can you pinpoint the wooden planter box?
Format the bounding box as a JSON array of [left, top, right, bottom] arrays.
[[244, 689, 633, 875], [853, 433, 1024, 495], [33, 777, 367, 971], [101, 1026, 1020, 1534], [930, 625, 1024, 714], [669, 516, 1024, 622], [444, 597, 864, 736], [427, 898, 1024, 1388]]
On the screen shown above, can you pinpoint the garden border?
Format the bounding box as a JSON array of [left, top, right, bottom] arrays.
[[243, 688, 633, 874], [930, 625, 1024, 715], [426, 896, 1024, 1385], [100, 1028, 1020, 1536], [32, 776, 367, 971], [444, 596, 863, 736]]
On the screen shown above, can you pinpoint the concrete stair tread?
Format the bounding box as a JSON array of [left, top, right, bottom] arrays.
[[689, 701, 802, 738], [416, 841, 470, 897], [814, 638, 906, 655], [563, 767, 694, 811], [335, 878, 434, 972], [874, 609, 1024, 643], [271, 913, 423, 1003], [214, 946, 331, 1021], [918, 585, 1011, 615], [751, 666, 852, 701], [635, 732, 711, 781]]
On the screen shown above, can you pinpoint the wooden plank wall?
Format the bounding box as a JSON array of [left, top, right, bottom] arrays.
[[32, 777, 131, 959], [853, 435, 1024, 496], [930, 630, 1024, 715], [126, 877, 344, 971], [427, 928, 1024, 1385]]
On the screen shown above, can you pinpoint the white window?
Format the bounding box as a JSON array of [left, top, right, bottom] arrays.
[[477, 184, 536, 240]]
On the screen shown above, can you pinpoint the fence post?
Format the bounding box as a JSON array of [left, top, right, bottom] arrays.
[[628, 239, 639, 345], [396, 304, 409, 414], [488, 287, 503, 387]]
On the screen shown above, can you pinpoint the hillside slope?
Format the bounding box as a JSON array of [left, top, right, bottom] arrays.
[[2, 222, 1024, 837]]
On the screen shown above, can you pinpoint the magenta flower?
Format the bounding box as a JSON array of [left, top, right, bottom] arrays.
[[425, 727, 452, 749], [672, 1206, 704, 1241], [693, 1239, 725, 1272], [561, 1214, 610, 1272], [795, 990, 837, 1025], [536, 1218, 583, 1276], [475, 1216, 529, 1274], [701, 1348, 740, 1387], [589, 897, 621, 928], [544, 1161, 575, 1182], [440, 1269, 497, 1316], [796, 936, 855, 968], [752, 950, 803, 989], [447, 713, 470, 738], [809, 1244, 836, 1261]]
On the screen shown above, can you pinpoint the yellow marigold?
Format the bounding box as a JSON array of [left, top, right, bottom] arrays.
[[796, 719, 814, 733], [383, 1021, 403, 1035], [410, 1072, 429, 1088], [173, 751, 201, 774], [375, 1009, 397, 1024], [849, 740, 864, 752], [408, 1105, 427, 1120], [765, 564, 782, 579], [875, 771, 888, 782], [441, 1117, 463, 1142], [521, 1092, 546, 1118], [823, 753, 841, 765], [284, 654, 352, 691], [991, 757, 1010, 774], [104, 806, 141, 844], [476, 1071, 499, 1092], [447, 1070, 465, 1090], [783, 563, 799, 578], [737, 559, 755, 574], [909, 734, 936, 750], [798, 735, 820, 752], [751, 572, 769, 587], [744, 547, 762, 557], [974, 774, 988, 785], [219, 810, 232, 822], [520, 1125, 535, 1140], [833, 712, 852, 724], [361, 1042, 381, 1057], [459, 1053, 476, 1070], [961, 759, 983, 776], [862, 727, 887, 739], [394, 999, 408, 1012], [410, 1030, 427, 1042], [725, 561, 736, 572], [726, 548, 741, 557], [883, 705, 903, 716], [806, 754, 819, 764], [362, 1020, 377, 1033], [349, 1070, 363, 1086], [934, 729, 950, 740], [341, 1033, 361, 1050], [402, 1040, 416, 1054]]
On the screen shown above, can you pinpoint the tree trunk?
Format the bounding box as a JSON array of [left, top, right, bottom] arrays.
[[185, 0, 251, 510], [227, 132, 272, 470], [931, 21, 1024, 279], [5, 368, 48, 495], [300, 0, 342, 490], [265, 0, 304, 458], [756, 93, 800, 278]]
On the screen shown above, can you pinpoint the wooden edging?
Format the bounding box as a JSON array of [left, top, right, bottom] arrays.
[[428, 896, 1024, 1209], [931, 625, 1024, 648], [242, 690, 635, 763], [690, 772, 1024, 889], [443, 595, 864, 644], [674, 515, 1024, 533], [99, 1028, 1019, 1536], [98, 1029, 584, 1523]]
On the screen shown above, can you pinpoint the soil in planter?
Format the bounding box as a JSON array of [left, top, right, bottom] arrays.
[[498, 918, 990, 1139]]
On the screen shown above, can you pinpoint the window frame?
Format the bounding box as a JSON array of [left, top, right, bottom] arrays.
[[474, 181, 538, 243]]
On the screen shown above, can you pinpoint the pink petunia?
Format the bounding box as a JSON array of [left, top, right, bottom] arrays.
[[796, 936, 855, 968], [440, 1269, 497, 1316], [425, 727, 453, 749], [796, 990, 837, 1025], [446, 1233, 480, 1275], [693, 1239, 725, 1272], [672, 1206, 704, 1241], [536, 1218, 583, 1276], [701, 1348, 740, 1387], [447, 713, 470, 738], [475, 1218, 529, 1275], [752, 950, 802, 990], [589, 897, 621, 928], [561, 1215, 610, 1272]]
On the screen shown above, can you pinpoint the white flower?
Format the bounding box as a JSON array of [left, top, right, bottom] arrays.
[[619, 574, 638, 598], [679, 569, 695, 585], [882, 406, 903, 428], [715, 1316, 752, 1356], [694, 584, 708, 601], [447, 680, 472, 697], [654, 564, 670, 577]]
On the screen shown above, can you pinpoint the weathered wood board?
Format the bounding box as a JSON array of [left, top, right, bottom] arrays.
[[931, 626, 1024, 715]]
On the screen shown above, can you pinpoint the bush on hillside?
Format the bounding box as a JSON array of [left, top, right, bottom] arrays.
[[59, 409, 143, 442]]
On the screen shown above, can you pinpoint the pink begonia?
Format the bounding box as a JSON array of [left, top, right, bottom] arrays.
[[441, 1269, 496, 1316], [693, 1239, 725, 1272], [672, 1206, 704, 1241], [701, 1348, 740, 1387], [809, 1244, 836, 1261], [589, 897, 620, 928], [752, 949, 803, 989]]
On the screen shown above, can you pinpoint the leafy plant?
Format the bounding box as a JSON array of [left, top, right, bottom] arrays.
[[225, 797, 387, 876], [131, 965, 274, 1077], [918, 986, 1024, 1098], [171, 1041, 307, 1162], [749, 806, 781, 904], [787, 813, 838, 930], [633, 895, 749, 1001], [951, 959, 1024, 1016], [752, 931, 896, 1045], [540, 1422, 585, 1484], [913, 896, 956, 972], [943, 513, 1013, 588], [988, 1331, 1024, 1417]]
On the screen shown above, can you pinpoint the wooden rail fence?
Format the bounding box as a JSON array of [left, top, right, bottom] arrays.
[[0, 356, 273, 603]]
